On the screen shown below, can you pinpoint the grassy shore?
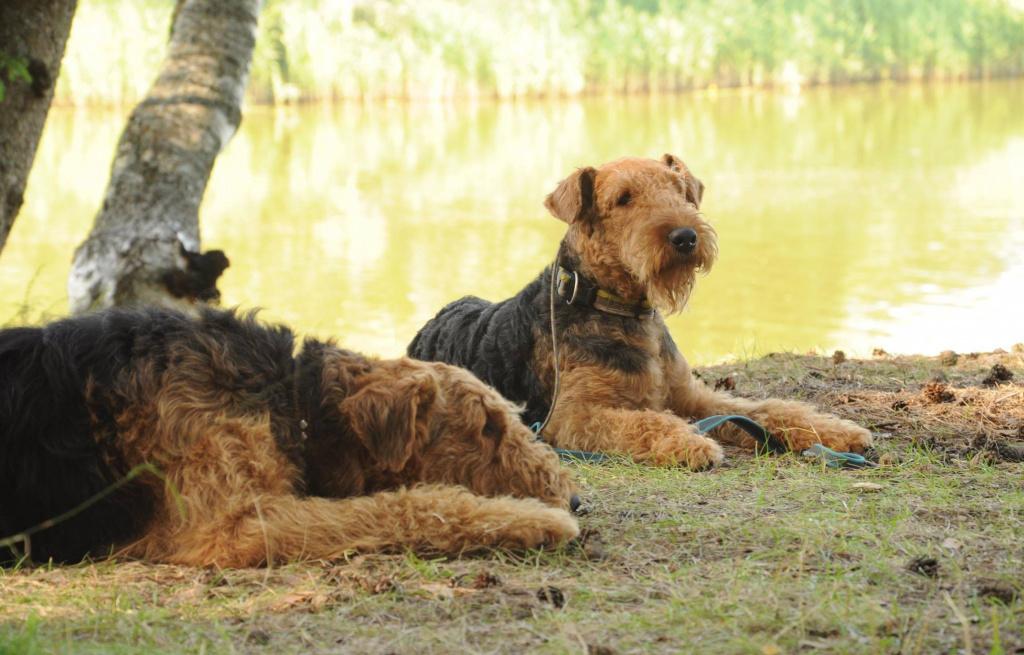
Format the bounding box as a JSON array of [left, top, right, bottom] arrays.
[[1, 348, 1022, 654]]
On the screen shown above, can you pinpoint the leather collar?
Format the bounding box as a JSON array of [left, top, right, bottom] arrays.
[[556, 266, 656, 319]]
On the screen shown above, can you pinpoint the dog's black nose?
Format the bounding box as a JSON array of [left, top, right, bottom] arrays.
[[570, 494, 581, 513], [668, 227, 698, 254]]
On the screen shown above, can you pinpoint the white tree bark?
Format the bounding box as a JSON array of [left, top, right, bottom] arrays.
[[0, 0, 78, 255], [68, 0, 260, 313]]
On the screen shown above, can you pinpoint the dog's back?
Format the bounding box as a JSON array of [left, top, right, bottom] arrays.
[[0, 307, 298, 563], [408, 275, 551, 426], [0, 312, 157, 563]]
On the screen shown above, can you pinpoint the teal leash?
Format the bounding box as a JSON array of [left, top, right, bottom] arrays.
[[801, 443, 876, 469], [531, 414, 875, 468], [695, 414, 876, 468], [691, 414, 787, 455], [531, 414, 779, 463]]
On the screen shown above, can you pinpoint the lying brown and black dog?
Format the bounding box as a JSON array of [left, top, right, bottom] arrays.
[[0, 307, 579, 567], [410, 155, 872, 468]]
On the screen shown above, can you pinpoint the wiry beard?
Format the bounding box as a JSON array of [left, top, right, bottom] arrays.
[[640, 263, 698, 315], [629, 221, 717, 316]]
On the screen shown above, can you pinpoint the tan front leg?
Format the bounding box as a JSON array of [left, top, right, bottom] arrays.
[[161, 486, 581, 567], [666, 358, 872, 453], [544, 367, 723, 469]]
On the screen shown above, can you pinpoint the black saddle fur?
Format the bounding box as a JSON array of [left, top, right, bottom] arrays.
[[0, 307, 310, 564]]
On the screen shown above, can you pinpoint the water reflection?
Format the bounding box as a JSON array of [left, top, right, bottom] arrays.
[[2, 82, 1022, 361]]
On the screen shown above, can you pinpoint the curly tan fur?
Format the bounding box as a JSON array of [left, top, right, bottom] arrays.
[[128, 357, 579, 566]]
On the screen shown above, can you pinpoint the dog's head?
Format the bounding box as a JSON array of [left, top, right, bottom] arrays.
[[545, 154, 717, 314], [337, 358, 579, 511]]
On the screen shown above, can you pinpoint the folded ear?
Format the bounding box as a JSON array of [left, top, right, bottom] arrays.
[[687, 175, 705, 208], [544, 166, 598, 232], [340, 372, 437, 472], [662, 153, 704, 208]]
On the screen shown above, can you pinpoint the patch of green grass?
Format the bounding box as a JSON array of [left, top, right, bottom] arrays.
[[1, 351, 1021, 653]]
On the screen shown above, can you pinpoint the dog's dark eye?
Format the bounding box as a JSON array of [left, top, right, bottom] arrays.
[[617, 191, 632, 206]]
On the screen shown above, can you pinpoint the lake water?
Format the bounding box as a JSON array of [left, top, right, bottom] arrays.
[[2, 81, 1022, 362]]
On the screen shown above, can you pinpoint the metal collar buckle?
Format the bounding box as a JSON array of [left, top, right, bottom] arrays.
[[557, 269, 581, 305]]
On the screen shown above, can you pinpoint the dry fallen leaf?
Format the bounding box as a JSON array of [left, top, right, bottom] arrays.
[[851, 482, 885, 492]]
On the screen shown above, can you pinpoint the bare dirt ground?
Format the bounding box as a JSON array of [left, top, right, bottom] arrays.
[[2, 348, 1022, 654]]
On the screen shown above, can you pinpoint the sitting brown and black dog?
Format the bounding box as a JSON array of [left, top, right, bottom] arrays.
[[0, 307, 579, 567], [409, 155, 872, 468]]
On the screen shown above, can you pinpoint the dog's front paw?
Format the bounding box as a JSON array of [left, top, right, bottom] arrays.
[[751, 402, 873, 453], [491, 505, 580, 550], [766, 417, 873, 453], [646, 432, 725, 470], [816, 419, 873, 453]]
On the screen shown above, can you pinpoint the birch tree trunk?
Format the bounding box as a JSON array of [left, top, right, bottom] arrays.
[[68, 0, 260, 313], [0, 0, 77, 255]]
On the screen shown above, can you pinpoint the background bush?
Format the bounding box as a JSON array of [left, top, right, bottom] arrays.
[[54, 0, 1024, 104]]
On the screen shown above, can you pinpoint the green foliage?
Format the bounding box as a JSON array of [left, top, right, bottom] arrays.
[[51, 0, 1024, 104], [0, 53, 32, 103], [0, 615, 43, 655]]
